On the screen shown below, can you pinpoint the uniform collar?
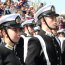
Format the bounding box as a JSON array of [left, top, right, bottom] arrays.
[[25, 32, 31, 37], [45, 31, 54, 37], [5, 44, 14, 50], [41, 29, 53, 37]]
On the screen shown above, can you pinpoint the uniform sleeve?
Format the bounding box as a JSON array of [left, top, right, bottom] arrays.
[[62, 40, 65, 65], [0, 55, 2, 65], [62, 40, 65, 52], [25, 37, 41, 65]]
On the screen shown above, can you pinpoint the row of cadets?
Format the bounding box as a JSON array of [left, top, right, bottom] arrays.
[[25, 5, 62, 65], [21, 19, 36, 62]]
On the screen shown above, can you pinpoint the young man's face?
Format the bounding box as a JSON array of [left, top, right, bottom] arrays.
[[28, 26, 34, 34], [44, 16, 58, 29], [7, 27, 21, 43]]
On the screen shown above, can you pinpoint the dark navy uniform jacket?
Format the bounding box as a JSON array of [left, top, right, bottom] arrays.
[[15, 37, 24, 64], [0, 42, 22, 65], [25, 29, 62, 65], [62, 40, 65, 65], [15, 36, 32, 65]]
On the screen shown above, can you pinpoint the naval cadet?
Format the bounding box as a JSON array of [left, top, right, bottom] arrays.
[[25, 5, 62, 65], [22, 19, 36, 62], [0, 14, 23, 65], [16, 19, 36, 64], [21, 19, 36, 36]]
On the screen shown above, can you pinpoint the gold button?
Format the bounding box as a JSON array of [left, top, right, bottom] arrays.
[[19, 58, 20, 60], [57, 57, 59, 60], [54, 44, 57, 47], [56, 51, 58, 53]]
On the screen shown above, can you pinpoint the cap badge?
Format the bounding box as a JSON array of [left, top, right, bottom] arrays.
[[51, 6, 55, 12], [16, 16, 21, 24]]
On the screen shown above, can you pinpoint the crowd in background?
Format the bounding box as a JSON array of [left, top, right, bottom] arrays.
[[0, 0, 65, 65], [0, 0, 65, 52]]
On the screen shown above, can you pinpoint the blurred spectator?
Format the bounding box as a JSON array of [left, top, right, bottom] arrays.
[[57, 29, 65, 52], [4, 8, 11, 14], [0, 8, 4, 17], [37, 3, 44, 11], [29, 6, 35, 14], [22, 0, 29, 7], [10, 3, 17, 13], [4, 0, 14, 7], [3, 0, 14, 15], [25, 9, 34, 19], [58, 16, 65, 29], [16, 1, 23, 9], [57, 29, 65, 37], [0, 2, 4, 17], [21, 10, 26, 21]]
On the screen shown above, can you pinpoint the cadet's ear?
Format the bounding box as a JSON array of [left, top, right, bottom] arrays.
[[0, 30, 3, 38], [1, 29, 7, 37], [41, 18, 46, 24]]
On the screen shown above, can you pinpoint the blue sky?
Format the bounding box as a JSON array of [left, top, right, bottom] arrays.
[[1, 0, 65, 14], [34, 0, 65, 14]]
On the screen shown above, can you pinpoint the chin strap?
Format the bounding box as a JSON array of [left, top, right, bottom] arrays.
[[4, 28, 17, 44], [43, 17, 57, 30]]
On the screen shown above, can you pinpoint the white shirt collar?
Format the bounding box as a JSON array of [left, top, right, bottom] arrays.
[[5, 44, 14, 50], [42, 29, 53, 37]]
